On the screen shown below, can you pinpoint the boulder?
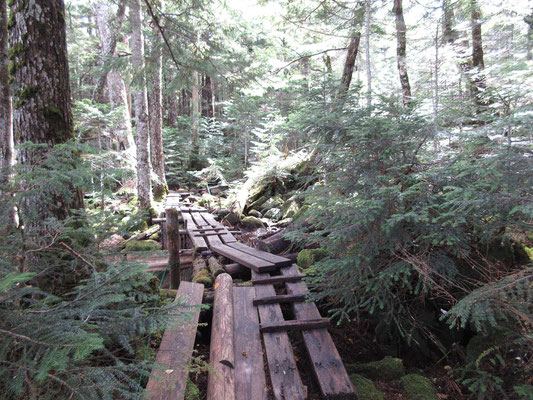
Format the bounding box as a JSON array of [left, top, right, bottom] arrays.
[[349, 374, 384, 400], [241, 216, 265, 229], [297, 248, 329, 268], [400, 374, 438, 400]]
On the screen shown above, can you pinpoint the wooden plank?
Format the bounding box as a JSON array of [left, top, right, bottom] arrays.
[[233, 287, 268, 400], [252, 270, 306, 400], [200, 212, 237, 244], [181, 212, 208, 251], [191, 213, 224, 247], [260, 318, 330, 333], [207, 274, 235, 400], [146, 281, 204, 400], [226, 242, 291, 267], [252, 274, 306, 285], [253, 293, 306, 306], [211, 243, 277, 272], [281, 265, 356, 398], [223, 263, 248, 275]]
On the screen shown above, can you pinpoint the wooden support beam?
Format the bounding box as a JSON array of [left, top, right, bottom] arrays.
[[252, 274, 306, 285], [207, 274, 235, 400], [260, 318, 330, 333], [253, 294, 306, 306], [166, 208, 180, 289]]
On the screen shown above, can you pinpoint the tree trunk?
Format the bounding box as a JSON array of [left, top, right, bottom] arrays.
[[189, 70, 201, 169], [393, 0, 412, 104], [202, 75, 214, 118], [365, 0, 372, 109], [148, 0, 167, 200], [470, 0, 486, 107], [9, 0, 83, 217], [93, 0, 135, 160], [338, 32, 361, 98], [0, 0, 14, 179], [526, 11, 533, 61], [130, 0, 152, 210], [442, 0, 457, 44]]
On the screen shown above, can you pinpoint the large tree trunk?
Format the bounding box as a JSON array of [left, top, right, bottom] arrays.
[[189, 70, 201, 169], [470, 0, 486, 108], [393, 0, 412, 105], [338, 32, 361, 98], [93, 0, 135, 160], [202, 75, 214, 118], [9, 0, 83, 217], [365, 0, 372, 109], [0, 0, 14, 179], [130, 0, 152, 210], [148, 0, 167, 200]]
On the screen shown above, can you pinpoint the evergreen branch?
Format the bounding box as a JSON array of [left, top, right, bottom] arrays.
[[0, 328, 96, 349], [59, 242, 97, 273]]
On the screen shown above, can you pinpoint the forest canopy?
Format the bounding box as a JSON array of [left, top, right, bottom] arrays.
[[0, 0, 532, 399]]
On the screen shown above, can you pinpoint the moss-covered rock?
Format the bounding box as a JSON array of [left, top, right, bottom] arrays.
[[264, 207, 281, 220], [465, 331, 506, 364], [224, 211, 241, 226], [297, 248, 329, 268], [346, 356, 405, 380], [281, 200, 299, 219], [292, 205, 309, 221], [400, 374, 438, 400], [123, 239, 160, 252], [349, 374, 385, 400], [248, 209, 262, 218], [262, 196, 284, 211], [241, 216, 265, 229], [249, 195, 269, 211]]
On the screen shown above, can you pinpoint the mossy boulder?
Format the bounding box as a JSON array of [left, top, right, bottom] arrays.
[[249, 195, 269, 211], [248, 209, 262, 218], [346, 356, 405, 381], [224, 211, 241, 226], [281, 200, 299, 219], [262, 196, 284, 211], [241, 216, 265, 229], [466, 331, 506, 364], [349, 374, 385, 400], [264, 207, 282, 220], [297, 248, 329, 268], [123, 239, 160, 253], [292, 205, 309, 221], [400, 374, 438, 400]]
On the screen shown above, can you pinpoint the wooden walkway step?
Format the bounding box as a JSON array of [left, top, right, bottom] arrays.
[[253, 293, 306, 305], [146, 281, 204, 400]]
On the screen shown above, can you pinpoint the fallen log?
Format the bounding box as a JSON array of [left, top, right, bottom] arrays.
[[256, 228, 290, 254], [124, 224, 160, 243], [192, 257, 212, 287], [207, 274, 235, 400], [207, 256, 225, 278]]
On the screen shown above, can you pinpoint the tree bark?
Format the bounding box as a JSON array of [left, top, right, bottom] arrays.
[[148, 0, 167, 200], [0, 0, 14, 179], [338, 32, 361, 98], [526, 11, 533, 61], [442, 0, 457, 44], [93, 0, 135, 159], [470, 0, 486, 108], [189, 69, 201, 169], [130, 0, 152, 210], [393, 0, 412, 105], [202, 75, 214, 118], [166, 208, 180, 289], [9, 0, 83, 217], [365, 0, 372, 109]]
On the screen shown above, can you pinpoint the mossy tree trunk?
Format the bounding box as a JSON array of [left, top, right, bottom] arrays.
[[9, 0, 83, 217], [147, 0, 167, 200], [130, 0, 152, 210], [0, 0, 14, 180]]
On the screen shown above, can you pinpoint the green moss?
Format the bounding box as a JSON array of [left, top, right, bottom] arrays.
[[297, 248, 329, 268], [281, 200, 299, 219], [241, 216, 264, 229], [192, 271, 212, 287], [349, 374, 385, 400], [148, 231, 160, 241], [14, 85, 38, 108], [153, 184, 169, 201], [248, 209, 262, 218], [236, 280, 254, 287], [8, 42, 24, 60], [184, 379, 201, 400], [346, 356, 405, 381], [224, 212, 241, 226], [122, 239, 160, 253], [249, 194, 269, 211], [292, 205, 309, 221], [400, 374, 438, 400]]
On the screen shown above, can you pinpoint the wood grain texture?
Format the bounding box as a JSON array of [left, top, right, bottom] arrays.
[[281, 265, 356, 398], [260, 318, 330, 333], [252, 270, 306, 400], [226, 242, 291, 267], [146, 281, 204, 400], [181, 212, 208, 251], [200, 212, 237, 243], [252, 274, 306, 285], [207, 274, 235, 400], [233, 287, 269, 400], [253, 293, 306, 306], [211, 244, 276, 272]]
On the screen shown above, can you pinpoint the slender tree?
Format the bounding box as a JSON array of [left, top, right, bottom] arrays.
[[189, 69, 201, 169], [9, 0, 83, 217], [442, 0, 457, 44], [147, 0, 167, 199], [93, 0, 135, 158], [365, 0, 372, 108], [470, 0, 486, 108], [526, 11, 533, 61], [393, 0, 412, 104], [338, 33, 361, 98], [0, 0, 14, 179], [130, 0, 152, 210]]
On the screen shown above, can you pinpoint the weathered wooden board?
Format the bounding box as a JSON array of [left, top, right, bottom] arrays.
[[201, 212, 237, 243], [181, 212, 208, 251], [146, 281, 204, 400], [260, 318, 330, 333], [211, 244, 277, 272], [252, 270, 306, 400], [253, 293, 306, 306], [281, 265, 356, 398], [233, 287, 269, 400], [207, 274, 235, 400], [252, 274, 306, 285], [226, 242, 291, 267]]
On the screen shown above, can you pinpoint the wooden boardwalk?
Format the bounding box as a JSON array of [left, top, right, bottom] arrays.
[[178, 202, 356, 399]]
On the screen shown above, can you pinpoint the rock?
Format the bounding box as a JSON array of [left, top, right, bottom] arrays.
[[276, 218, 293, 227], [100, 234, 124, 250], [297, 248, 329, 268], [223, 211, 241, 226], [123, 239, 160, 252], [241, 216, 265, 229], [292, 205, 309, 221], [264, 207, 281, 220], [400, 374, 438, 400], [346, 356, 405, 381], [248, 195, 269, 211], [262, 196, 284, 211], [349, 374, 385, 400], [248, 209, 262, 218], [282, 200, 299, 219]]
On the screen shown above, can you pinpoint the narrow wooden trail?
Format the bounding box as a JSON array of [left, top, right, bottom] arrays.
[[146, 192, 357, 399]]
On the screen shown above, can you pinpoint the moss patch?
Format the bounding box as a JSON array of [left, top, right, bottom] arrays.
[[241, 216, 264, 229], [192, 270, 212, 287], [123, 239, 160, 253], [349, 374, 384, 400], [346, 356, 405, 381], [400, 374, 438, 400], [248, 209, 262, 218], [297, 248, 329, 268]]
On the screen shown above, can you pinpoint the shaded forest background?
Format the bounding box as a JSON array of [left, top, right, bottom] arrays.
[[0, 0, 532, 399]]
